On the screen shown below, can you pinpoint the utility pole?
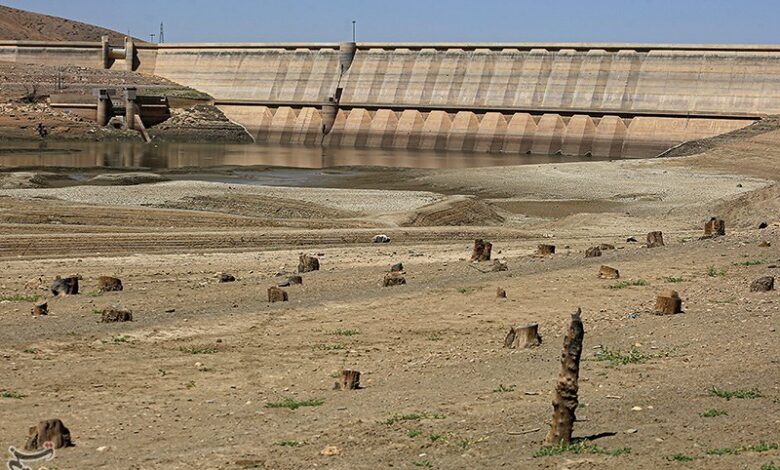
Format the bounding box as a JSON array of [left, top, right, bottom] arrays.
[[149, 33, 156, 43], [352, 20, 356, 42], [159, 22, 165, 44]]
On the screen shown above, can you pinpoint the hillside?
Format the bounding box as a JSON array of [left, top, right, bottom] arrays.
[[0, 4, 141, 42]]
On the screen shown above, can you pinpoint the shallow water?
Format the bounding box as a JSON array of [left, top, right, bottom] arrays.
[[0, 140, 619, 171]]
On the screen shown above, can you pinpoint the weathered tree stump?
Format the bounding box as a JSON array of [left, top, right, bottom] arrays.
[[537, 244, 556, 256], [750, 276, 775, 292], [335, 369, 361, 390], [50, 276, 79, 296], [598, 265, 620, 279], [544, 308, 584, 446], [100, 308, 133, 323], [704, 217, 726, 237], [504, 323, 542, 349], [655, 289, 682, 314], [646, 231, 665, 248], [97, 276, 123, 292], [496, 287, 507, 298], [31, 302, 48, 316], [390, 262, 404, 273], [217, 273, 235, 283], [25, 419, 73, 450], [491, 259, 508, 272], [298, 254, 320, 273], [268, 286, 289, 303], [585, 246, 602, 258], [598, 243, 616, 251], [470, 239, 492, 262], [383, 272, 406, 287]]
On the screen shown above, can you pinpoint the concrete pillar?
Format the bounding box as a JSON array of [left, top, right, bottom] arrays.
[[125, 37, 135, 72], [96, 89, 112, 126], [338, 41, 357, 74], [321, 101, 338, 135], [101, 36, 111, 69], [125, 87, 138, 130]]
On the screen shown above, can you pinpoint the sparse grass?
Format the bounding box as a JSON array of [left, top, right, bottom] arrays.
[[607, 279, 648, 289], [705, 442, 778, 456], [22, 348, 38, 354], [429, 433, 445, 443], [493, 384, 516, 393], [701, 408, 728, 417], [185, 380, 195, 389], [668, 454, 696, 462], [533, 441, 630, 458], [413, 461, 433, 468], [407, 429, 422, 438], [707, 447, 738, 456], [708, 387, 761, 400], [275, 440, 305, 447], [0, 390, 25, 399], [265, 398, 324, 410], [707, 266, 726, 277], [593, 346, 651, 366], [427, 332, 444, 341], [382, 412, 445, 426], [733, 259, 766, 267], [747, 442, 779, 453], [112, 335, 131, 343], [85, 290, 103, 297], [664, 276, 686, 283], [315, 343, 345, 351], [330, 329, 359, 336], [180, 346, 219, 354], [0, 294, 40, 302], [761, 463, 780, 470]]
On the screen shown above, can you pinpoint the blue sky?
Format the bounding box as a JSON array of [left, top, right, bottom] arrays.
[[3, 0, 778, 44]]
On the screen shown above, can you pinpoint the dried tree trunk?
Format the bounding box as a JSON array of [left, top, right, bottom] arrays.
[[470, 239, 492, 262], [655, 289, 682, 314], [646, 231, 665, 248], [537, 244, 556, 256], [704, 217, 726, 237], [545, 308, 584, 446], [504, 323, 541, 348], [335, 369, 361, 390]]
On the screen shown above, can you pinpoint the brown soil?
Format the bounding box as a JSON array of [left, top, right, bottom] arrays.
[[0, 4, 142, 43]]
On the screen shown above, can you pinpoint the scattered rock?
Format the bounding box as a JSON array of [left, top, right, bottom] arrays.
[[51, 276, 79, 296], [758, 222, 768, 229], [655, 290, 682, 314], [585, 246, 602, 258], [598, 265, 620, 279], [25, 419, 73, 450], [704, 217, 726, 237], [496, 287, 507, 298], [390, 262, 404, 273], [383, 272, 406, 287], [750, 276, 775, 292], [646, 231, 665, 248], [470, 239, 492, 262], [320, 446, 341, 456], [97, 276, 123, 292], [100, 308, 133, 323], [298, 254, 320, 273], [759, 241, 771, 248], [372, 234, 391, 244], [491, 259, 508, 272], [31, 302, 48, 316], [217, 273, 236, 283], [268, 287, 289, 303], [537, 244, 556, 256], [504, 323, 542, 349], [626, 237, 638, 243]]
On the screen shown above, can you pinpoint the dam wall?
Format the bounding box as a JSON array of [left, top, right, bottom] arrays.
[[3, 40, 775, 157]]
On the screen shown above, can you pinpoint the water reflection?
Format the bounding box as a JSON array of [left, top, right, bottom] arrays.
[[0, 141, 617, 170]]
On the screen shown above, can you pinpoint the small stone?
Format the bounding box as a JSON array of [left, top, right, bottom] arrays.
[[217, 273, 236, 283], [750, 276, 775, 293], [320, 446, 341, 456], [625, 428, 638, 434], [631, 406, 643, 411]]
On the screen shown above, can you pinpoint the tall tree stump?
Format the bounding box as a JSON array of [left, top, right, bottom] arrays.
[[646, 231, 665, 248], [750, 276, 775, 292], [268, 286, 289, 303], [544, 308, 584, 446], [598, 265, 620, 279], [470, 239, 492, 262], [504, 323, 542, 349], [335, 369, 361, 390], [298, 254, 320, 273], [97, 276, 123, 292], [537, 244, 556, 256], [31, 302, 48, 316], [585, 246, 602, 258], [704, 217, 726, 237], [655, 289, 682, 314], [25, 419, 73, 450]]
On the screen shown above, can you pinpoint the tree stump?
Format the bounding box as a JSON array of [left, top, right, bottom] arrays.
[[31, 302, 48, 316], [97, 276, 123, 292], [100, 308, 133, 323], [750, 276, 775, 292], [655, 289, 682, 314], [585, 246, 602, 258], [496, 287, 507, 298], [298, 254, 320, 273], [646, 231, 665, 248], [287, 275, 303, 285], [268, 286, 289, 303], [470, 239, 492, 262], [390, 262, 404, 273], [537, 244, 556, 256], [383, 272, 406, 287], [598, 265, 620, 279], [335, 369, 361, 390], [704, 217, 726, 237], [25, 419, 73, 450], [217, 273, 235, 283], [504, 323, 542, 349], [50, 276, 79, 296], [544, 308, 584, 446]]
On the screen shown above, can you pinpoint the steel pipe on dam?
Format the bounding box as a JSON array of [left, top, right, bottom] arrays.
[[3, 40, 777, 157]]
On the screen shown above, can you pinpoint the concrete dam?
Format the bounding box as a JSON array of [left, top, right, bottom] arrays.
[[2, 39, 778, 157]]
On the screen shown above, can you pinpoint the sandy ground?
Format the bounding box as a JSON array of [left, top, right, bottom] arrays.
[[0, 124, 779, 469]]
